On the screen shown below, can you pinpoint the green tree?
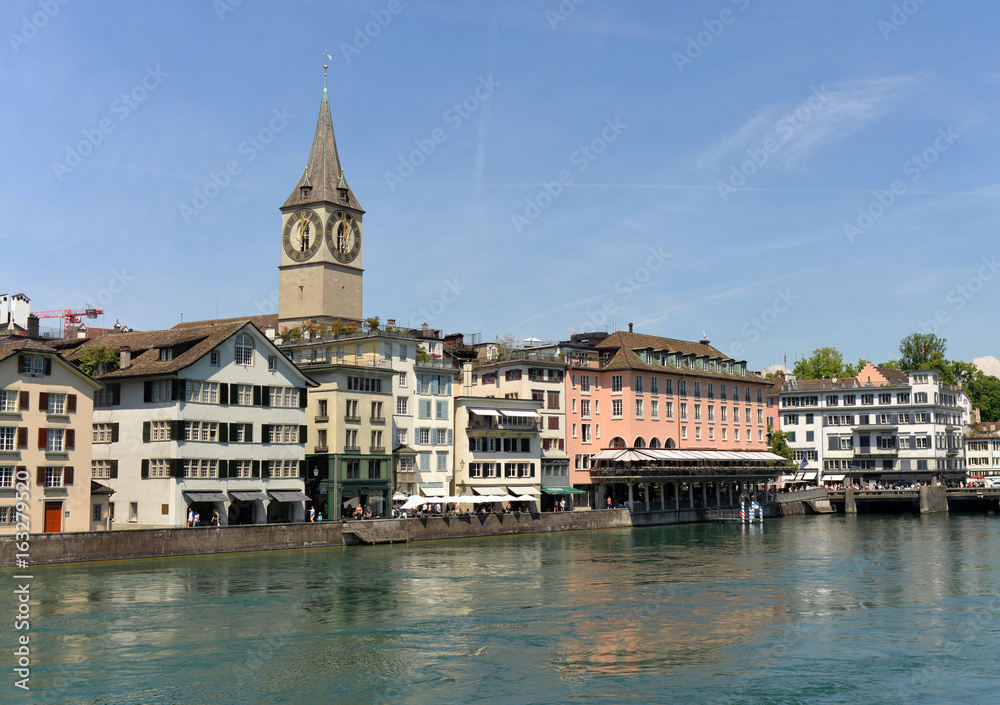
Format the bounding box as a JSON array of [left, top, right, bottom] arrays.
[[969, 374, 1000, 422], [898, 333, 947, 370], [793, 347, 851, 379], [78, 344, 119, 376], [768, 427, 794, 461]]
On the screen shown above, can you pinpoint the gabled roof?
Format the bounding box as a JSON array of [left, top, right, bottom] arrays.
[[66, 320, 314, 385], [281, 86, 363, 213], [0, 337, 102, 389], [172, 314, 278, 332]]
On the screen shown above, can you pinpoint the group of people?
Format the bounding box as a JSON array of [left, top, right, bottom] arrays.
[[187, 508, 220, 527]]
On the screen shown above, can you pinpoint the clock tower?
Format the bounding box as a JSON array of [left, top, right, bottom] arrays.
[[278, 83, 365, 331]]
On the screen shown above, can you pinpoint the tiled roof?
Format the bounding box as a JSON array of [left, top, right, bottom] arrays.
[[173, 314, 278, 332], [597, 333, 767, 382], [66, 321, 250, 380], [782, 378, 858, 392], [281, 87, 363, 213], [876, 365, 910, 385], [0, 337, 56, 363]]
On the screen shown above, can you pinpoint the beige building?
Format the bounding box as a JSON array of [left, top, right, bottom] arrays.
[[0, 338, 102, 534], [278, 84, 365, 330], [299, 362, 395, 519]]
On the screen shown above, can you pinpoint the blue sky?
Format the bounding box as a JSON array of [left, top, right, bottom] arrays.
[[2, 0, 998, 373]]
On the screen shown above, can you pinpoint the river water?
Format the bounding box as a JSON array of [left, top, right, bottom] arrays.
[[17, 514, 1000, 704]]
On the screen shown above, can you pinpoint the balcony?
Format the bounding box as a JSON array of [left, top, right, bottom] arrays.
[[370, 416, 386, 425], [371, 446, 386, 454], [854, 447, 898, 457], [468, 420, 542, 433], [313, 445, 329, 454], [344, 415, 361, 423], [344, 445, 361, 453], [314, 415, 329, 424]]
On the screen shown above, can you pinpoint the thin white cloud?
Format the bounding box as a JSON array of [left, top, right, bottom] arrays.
[[699, 75, 924, 173]]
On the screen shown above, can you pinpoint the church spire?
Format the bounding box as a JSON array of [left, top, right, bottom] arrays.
[[282, 83, 364, 213]]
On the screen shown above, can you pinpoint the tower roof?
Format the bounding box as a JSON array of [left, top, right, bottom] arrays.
[[282, 86, 364, 213]]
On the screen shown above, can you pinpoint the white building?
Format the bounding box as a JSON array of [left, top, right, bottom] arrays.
[[780, 364, 966, 486], [68, 320, 313, 527]]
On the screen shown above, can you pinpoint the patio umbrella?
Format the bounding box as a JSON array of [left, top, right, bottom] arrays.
[[392, 492, 409, 501], [342, 497, 360, 508], [514, 495, 536, 502]]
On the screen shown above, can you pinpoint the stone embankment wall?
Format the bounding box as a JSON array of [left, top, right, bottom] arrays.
[[2, 510, 635, 566]]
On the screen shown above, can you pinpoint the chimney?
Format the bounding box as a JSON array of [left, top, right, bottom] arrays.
[[387, 318, 396, 329], [27, 315, 39, 339], [628, 323, 633, 333], [120, 346, 131, 370]]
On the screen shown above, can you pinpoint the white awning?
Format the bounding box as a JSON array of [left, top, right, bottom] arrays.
[[824, 474, 845, 482], [472, 486, 505, 495], [419, 487, 447, 497], [500, 410, 541, 418], [508, 486, 540, 496], [468, 408, 500, 416]]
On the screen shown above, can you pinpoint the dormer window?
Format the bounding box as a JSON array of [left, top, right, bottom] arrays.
[[338, 188, 348, 203], [159, 347, 173, 362], [300, 186, 312, 199]]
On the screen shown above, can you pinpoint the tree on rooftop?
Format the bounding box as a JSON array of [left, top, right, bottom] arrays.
[[792, 347, 852, 380], [78, 344, 119, 376]]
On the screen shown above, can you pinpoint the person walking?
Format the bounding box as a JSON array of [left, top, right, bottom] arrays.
[[309, 506, 316, 522]]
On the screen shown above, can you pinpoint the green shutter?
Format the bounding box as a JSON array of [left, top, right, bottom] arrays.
[[218, 459, 229, 478], [261, 386, 271, 408], [261, 425, 270, 444], [171, 379, 182, 401], [171, 459, 185, 478], [299, 459, 307, 478], [252, 460, 260, 478], [142, 421, 150, 443], [111, 423, 120, 443], [141, 459, 149, 479], [253, 386, 261, 406], [261, 461, 270, 479], [144, 381, 152, 403], [299, 388, 308, 408], [219, 384, 229, 405], [299, 425, 307, 443], [246, 424, 253, 443], [218, 424, 229, 443], [109, 460, 118, 479]]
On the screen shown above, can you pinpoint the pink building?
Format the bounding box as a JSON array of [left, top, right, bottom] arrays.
[[564, 330, 773, 495]]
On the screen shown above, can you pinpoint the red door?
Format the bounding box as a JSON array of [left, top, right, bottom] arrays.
[[44, 502, 62, 532]]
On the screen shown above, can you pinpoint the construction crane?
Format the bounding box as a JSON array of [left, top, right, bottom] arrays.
[[30, 307, 104, 336]]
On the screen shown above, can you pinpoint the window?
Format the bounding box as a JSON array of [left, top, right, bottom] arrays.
[[418, 400, 431, 419], [612, 400, 623, 418], [267, 460, 297, 478], [651, 377, 659, 395], [694, 404, 702, 421], [634, 375, 644, 394], [708, 405, 714, 422], [734, 428, 740, 442], [665, 378, 673, 396], [915, 392, 928, 404], [184, 421, 219, 442], [373, 401, 386, 420], [806, 431, 814, 442], [19, 355, 47, 376], [269, 387, 300, 408], [879, 393, 891, 405], [581, 399, 590, 418], [0, 391, 20, 413], [0, 466, 13, 487], [681, 426, 687, 440], [679, 380, 687, 397], [398, 372, 407, 387], [92, 459, 115, 479], [396, 397, 408, 415], [184, 381, 219, 404], [861, 394, 874, 405], [745, 408, 752, 424], [158, 347, 173, 362], [721, 407, 727, 422], [0, 427, 16, 451], [580, 376, 591, 393], [417, 428, 430, 445], [635, 399, 644, 419], [665, 401, 673, 420], [915, 436, 929, 449], [210, 351, 220, 367], [235, 334, 254, 365], [437, 452, 449, 471], [611, 375, 623, 393], [268, 425, 300, 443], [150, 421, 171, 441], [346, 399, 360, 419], [898, 393, 910, 404], [693, 381, 700, 399], [547, 391, 560, 409], [721, 428, 727, 441], [721, 384, 727, 401], [45, 393, 66, 414], [268, 355, 277, 371], [45, 466, 64, 487], [844, 395, 856, 405], [147, 459, 170, 478], [129, 502, 138, 523], [651, 400, 659, 420], [826, 395, 838, 406], [371, 430, 383, 451], [46, 429, 65, 452]]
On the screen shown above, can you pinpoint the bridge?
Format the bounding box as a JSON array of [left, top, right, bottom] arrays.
[[823, 486, 1000, 514]]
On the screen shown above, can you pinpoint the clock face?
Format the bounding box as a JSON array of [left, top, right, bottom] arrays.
[[282, 209, 322, 262], [326, 210, 362, 264]]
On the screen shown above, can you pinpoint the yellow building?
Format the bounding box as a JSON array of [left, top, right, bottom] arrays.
[[0, 339, 102, 534]]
